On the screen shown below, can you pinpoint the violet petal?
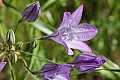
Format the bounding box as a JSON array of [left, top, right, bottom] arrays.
[[0, 62, 6, 72], [26, 2, 40, 22], [71, 53, 106, 72], [32, 63, 58, 79], [51, 64, 73, 80], [32, 63, 73, 80], [59, 12, 71, 28], [60, 23, 98, 41], [48, 30, 74, 55], [19, 1, 40, 23], [64, 40, 92, 52], [52, 74, 70, 80], [58, 39, 74, 55], [67, 4, 83, 27]]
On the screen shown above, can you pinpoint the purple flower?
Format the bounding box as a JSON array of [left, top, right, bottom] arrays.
[[71, 53, 106, 72], [41, 5, 98, 55], [19, 1, 40, 23], [0, 62, 6, 72], [32, 63, 73, 80]]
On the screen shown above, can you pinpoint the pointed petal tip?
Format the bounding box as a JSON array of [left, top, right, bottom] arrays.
[[93, 25, 98, 34], [82, 45, 92, 52], [68, 53, 74, 55], [93, 26, 98, 38], [79, 4, 83, 9], [3, 62, 6, 64], [35, 1, 40, 6], [80, 4, 83, 7], [95, 27, 98, 34], [68, 52, 74, 55], [36, 1, 39, 3], [97, 56, 107, 64], [1, 62, 6, 64], [64, 12, 71, 14], [63, 12, 71, 18], [76, 4, 83, 12], [87, 49, 92, 52], [68, 49, 74, 55], [0, 62, 6, 72]]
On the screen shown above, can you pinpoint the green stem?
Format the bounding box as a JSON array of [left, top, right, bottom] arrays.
[[23, 38, 40, 45], [14, 23, 19, 33], [18, 60, 32, 74], [19, 50, 55, 63], [23, 41, 31, 45], [95, 69, 120, 72], [7, 57, 14, 80]]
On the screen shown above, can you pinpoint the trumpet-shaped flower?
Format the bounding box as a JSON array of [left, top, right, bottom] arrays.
[[32, 63, 73, 80], [19, 1, 40, 23], [41, 5, 98, 55], [71, 53, 106, 72], [0, 62, 6, 72]]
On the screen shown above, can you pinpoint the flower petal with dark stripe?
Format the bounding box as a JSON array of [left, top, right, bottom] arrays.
[[41, 5, 98, 55], [32, 63, 73, 80], [71, 53, 106, 72], [19, 1, 40, 23]]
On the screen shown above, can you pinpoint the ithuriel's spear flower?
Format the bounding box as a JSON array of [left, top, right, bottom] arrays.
[[32, 63, 73, 80], [0, 62, 6, 72], [41, 4, 98, 55], [71, 53, 106, 72], [18, 1, 40, 23]]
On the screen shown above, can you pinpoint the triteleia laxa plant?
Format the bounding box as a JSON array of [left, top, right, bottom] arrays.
[[0, 1, 107, 80], [41, 4, 98, 55]]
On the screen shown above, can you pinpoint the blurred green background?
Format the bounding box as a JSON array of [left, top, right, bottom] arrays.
[[0, 0, 120, 80]]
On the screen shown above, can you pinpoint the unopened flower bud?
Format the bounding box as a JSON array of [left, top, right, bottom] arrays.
[[10, 54, 18, 65], [15, 42, 23, 50], [6, 29, 15, 49], [18, 1, 40, 23], [0, 52, 4, 58], [30, 39, 38, 50]]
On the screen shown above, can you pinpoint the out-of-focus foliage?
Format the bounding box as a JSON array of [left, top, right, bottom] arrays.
[[0, 0, 120, 80]]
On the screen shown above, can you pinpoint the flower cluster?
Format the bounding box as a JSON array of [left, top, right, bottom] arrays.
[[32, 4, 106, 80], [0, 1, 106, 80]]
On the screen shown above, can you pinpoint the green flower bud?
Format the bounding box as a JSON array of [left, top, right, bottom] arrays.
[[30, 39, 38, 50], [15, 42, 23, 50], [10, 54, 18, 65], [0, 43, 3, 50], [0, 52, 4, 59], [6, 29, 15, 49]]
